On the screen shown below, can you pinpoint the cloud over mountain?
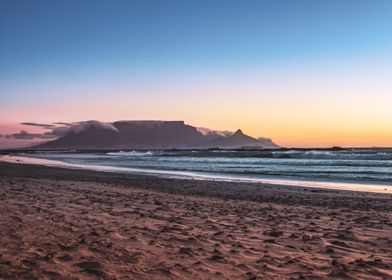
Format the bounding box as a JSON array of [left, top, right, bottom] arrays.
[[6, 121, 120, 141]]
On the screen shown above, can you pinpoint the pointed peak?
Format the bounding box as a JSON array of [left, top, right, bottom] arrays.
[[233, 129, 244, 136]]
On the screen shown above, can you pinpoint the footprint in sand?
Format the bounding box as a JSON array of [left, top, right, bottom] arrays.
[[76, 261, 105, 276]]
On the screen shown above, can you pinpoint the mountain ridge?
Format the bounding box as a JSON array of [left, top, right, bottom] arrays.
[[33, 120, 280, 150]]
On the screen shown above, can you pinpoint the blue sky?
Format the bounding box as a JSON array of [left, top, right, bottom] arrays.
[[2, 0, 391, 82], [1, 0, 392, 147]]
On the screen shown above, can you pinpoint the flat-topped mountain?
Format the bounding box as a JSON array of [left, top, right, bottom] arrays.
[[33, 120, 280, 149]]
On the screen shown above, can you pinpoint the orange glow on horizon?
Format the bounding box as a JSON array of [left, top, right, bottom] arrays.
[[1, 58, 392, 148]]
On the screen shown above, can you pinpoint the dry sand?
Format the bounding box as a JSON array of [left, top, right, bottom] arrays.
[[1, 162, 392, 279]]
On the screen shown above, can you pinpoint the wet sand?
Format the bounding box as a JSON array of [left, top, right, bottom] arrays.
[[1, 162, 392, 279]]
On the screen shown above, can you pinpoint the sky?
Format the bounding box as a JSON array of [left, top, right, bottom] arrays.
[[1, 0, 392, 148]]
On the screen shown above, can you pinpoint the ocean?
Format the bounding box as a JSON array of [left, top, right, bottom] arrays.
[[15, 148, 392, 192]]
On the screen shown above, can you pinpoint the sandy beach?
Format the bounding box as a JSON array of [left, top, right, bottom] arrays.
[[1, 162, 392, 279]]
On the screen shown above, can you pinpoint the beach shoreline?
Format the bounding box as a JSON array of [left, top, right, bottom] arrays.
[[1, 161, 392, 279], [1, 154, 392, 194]]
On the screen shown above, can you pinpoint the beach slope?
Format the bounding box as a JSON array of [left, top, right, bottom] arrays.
[[0, 162, 392, 279]]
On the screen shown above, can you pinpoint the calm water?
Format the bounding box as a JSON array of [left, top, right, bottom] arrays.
[[22, 149, 392, 186]]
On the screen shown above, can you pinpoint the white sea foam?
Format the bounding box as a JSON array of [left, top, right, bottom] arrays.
[[106, 151, 154, 157]]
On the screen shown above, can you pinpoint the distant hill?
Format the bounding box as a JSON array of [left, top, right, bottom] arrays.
[[204, 129, 274, 148], [33, 120, 280, 150]]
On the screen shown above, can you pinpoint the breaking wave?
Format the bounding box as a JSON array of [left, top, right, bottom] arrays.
[[106, 151, 154, 157]]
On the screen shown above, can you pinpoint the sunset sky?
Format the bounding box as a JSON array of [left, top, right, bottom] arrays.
[[1, 0, 392, 148]]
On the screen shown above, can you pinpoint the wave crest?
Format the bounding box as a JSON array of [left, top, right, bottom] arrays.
[[106, 151, 154, 157]]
